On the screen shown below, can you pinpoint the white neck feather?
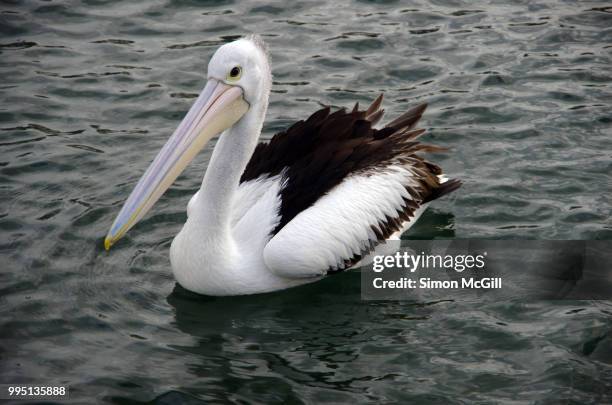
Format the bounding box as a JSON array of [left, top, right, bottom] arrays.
[[194, 92, 269, 235]]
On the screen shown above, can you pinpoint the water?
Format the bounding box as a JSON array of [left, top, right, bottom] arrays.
[[1, 0, 611, 403]]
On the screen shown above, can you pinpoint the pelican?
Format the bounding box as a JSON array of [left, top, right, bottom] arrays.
[[104, 35, 461, 296]]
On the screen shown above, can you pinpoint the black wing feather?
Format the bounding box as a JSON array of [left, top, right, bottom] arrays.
[[240, 95, 461, 237]]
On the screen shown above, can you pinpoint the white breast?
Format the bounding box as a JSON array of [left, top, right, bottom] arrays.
[[170, 174, 313, 295]]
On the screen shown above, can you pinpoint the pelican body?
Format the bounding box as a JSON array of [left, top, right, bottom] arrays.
[[105, 35, 461, 296]]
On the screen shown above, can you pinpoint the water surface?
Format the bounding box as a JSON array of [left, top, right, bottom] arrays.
[[1, 0, 611, 403]]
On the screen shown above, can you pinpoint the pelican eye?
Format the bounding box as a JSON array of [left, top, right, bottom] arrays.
[[227, 66, 242, 81]]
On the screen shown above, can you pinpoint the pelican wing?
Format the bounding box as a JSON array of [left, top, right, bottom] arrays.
[[242, 96, 461, 278]]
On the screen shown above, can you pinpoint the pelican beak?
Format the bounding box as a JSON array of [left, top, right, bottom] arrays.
[[104, 79, 249, 250]]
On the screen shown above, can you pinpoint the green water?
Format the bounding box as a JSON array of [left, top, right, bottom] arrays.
[[1, 0, 611, 403]]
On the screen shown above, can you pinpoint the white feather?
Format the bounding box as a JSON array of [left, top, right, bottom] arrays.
[[263, 166, 423, 278], [171, 174, 312, 295]]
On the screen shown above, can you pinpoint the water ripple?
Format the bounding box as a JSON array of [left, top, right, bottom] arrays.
[[1, 0, 611, 402]]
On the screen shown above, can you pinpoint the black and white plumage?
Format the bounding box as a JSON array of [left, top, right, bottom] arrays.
[[105, 35, 460, 295]]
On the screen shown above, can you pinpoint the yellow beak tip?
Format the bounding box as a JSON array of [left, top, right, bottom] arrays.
[[104, 237, 112, 251]]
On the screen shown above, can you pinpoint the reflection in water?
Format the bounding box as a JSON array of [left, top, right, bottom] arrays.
[[166, 278, 429, 402]]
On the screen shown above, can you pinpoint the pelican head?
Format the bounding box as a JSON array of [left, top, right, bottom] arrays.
[[104, 35, 271, 250]]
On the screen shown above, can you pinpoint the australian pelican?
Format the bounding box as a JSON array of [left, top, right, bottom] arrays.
[[105, 35, 461, 296]]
